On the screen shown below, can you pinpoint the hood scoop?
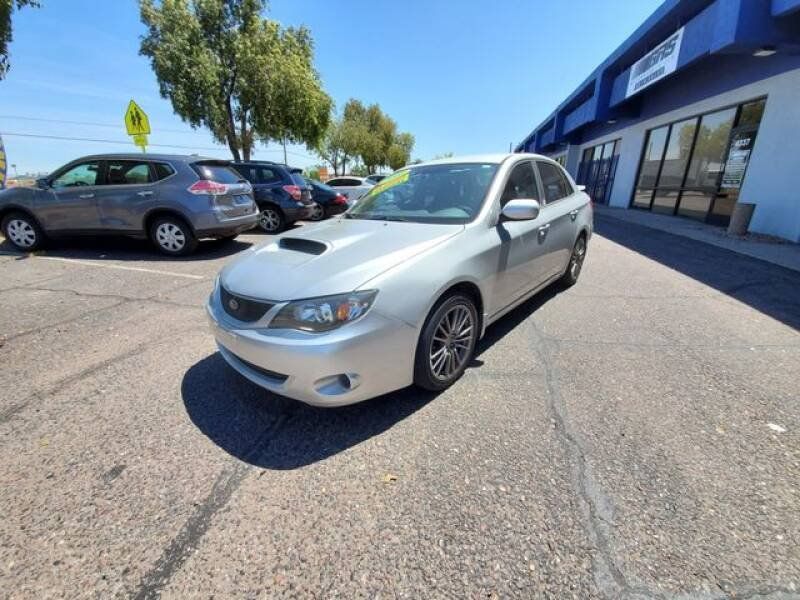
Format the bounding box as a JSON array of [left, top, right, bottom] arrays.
[[278, 237, 328, 255]]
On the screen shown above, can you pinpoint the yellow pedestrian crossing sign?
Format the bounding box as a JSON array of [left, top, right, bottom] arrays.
[[125, 100, 150, 136], [133, 134, 148, 150]]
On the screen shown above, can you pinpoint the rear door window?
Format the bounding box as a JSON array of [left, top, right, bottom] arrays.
[[537, 162, 572, 203], [153, 163, 175, 181], [105, 160, 153, 185], [193, 162, 242, 183]]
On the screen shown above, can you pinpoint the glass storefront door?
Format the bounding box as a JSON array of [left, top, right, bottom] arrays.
[[630, 97, 766, 227], [576, 139, 620, 205]]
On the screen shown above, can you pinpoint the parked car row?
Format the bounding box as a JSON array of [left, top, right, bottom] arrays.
[[0, 152, 389, 255]]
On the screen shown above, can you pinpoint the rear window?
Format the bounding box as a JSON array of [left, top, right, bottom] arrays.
[[311, 180, 335, 193], [290, 173, 308, 187], [192, 162, 242, 184]]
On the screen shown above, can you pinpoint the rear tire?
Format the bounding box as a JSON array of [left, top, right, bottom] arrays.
[[258, 206, 285, 233], [560, 235, 587, 287], [149, 216, 197, 256], [2, 211, 45, 252], [413, 294, 478, 392], [309, 203, 325, 221]]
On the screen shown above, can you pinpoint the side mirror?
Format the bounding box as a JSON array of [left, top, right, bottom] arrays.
[[576, 184, 586, 192], [501, 198, 540, 221], [36, 178, 50, 189]]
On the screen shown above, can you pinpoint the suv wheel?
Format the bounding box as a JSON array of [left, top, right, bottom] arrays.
[[414, 294, 478, 392], [309, 203, 325, 221], [2, 211, 45, 252], [258, 206, 285, 233], [150, 216, 198, 256]]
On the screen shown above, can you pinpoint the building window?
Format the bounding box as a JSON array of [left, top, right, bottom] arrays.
[[577, 139, 620, 205], [630, 97, 766, 226]]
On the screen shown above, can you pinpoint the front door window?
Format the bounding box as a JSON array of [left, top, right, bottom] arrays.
[[52, 162, 101, 188]]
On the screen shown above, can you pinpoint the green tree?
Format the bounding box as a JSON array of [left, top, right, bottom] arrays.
[[387, 132, 414, 170], [1, 0, 39, 79], [139, 0, 331, 161]]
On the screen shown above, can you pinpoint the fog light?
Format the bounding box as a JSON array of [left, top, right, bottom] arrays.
[[314, 373, 361, 396]]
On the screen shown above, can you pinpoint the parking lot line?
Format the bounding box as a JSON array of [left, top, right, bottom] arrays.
[[34, 255, 206, 280]]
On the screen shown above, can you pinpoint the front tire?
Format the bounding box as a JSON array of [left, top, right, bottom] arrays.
[[150, 216, 197, 256], [2, 211, 45, 252], [258, 206, 285, 233], [414, 294, 478, 392], [560, 235, 587, 287]]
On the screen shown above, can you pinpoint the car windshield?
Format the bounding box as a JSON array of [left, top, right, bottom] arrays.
[[346, 163, 499, 224]]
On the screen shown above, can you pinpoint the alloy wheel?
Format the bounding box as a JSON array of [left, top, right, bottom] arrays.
[[259, 209, 281, 232], [155, 222, 186, 252], [309, 203, 324, 221], [7, 219, 37, 248], [429, 304, 475, 381], [570, 237, 586, 279]]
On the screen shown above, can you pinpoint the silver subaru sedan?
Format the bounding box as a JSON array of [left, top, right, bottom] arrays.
[[207, 153, 592, 406]]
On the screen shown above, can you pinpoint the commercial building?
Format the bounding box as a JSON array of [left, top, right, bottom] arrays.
[[516, 0, 800, 242]]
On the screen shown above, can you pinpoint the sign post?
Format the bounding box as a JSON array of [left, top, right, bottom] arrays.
[[124, 99, 151, 153]]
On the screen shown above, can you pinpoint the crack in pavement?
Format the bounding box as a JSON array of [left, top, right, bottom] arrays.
[[528, 315, 663, 600], [528, 315, 799, 600], [0, 325, 205, 433], [131, 409, 294, 600]]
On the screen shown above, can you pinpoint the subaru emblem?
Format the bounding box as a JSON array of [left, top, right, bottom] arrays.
[[228, 298, 240, 311]]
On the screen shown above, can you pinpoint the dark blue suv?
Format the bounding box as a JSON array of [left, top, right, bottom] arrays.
[[231, 161, 313, 233]]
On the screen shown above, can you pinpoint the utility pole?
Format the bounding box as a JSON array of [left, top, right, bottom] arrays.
[[282, 137, 288, 165]]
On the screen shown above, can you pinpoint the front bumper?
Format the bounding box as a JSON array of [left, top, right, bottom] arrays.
[[206, 290, 418, 406]]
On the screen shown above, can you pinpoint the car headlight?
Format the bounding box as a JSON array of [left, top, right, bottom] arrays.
[[269, 290, 378, 332]]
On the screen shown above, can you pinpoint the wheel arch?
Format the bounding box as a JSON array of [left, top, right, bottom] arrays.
[[0, 205, 44, 230], [426, 280, 485, 339], [143, 208, 196, 236]]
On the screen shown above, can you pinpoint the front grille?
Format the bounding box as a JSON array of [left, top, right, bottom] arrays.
[[220, 286, 274, 322]]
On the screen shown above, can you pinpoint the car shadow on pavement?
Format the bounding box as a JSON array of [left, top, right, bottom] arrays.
[[0, 236, 254, 262], [182, 353, 439, 469], [595, 214, 800, 330], [182, 285, 563, 470]]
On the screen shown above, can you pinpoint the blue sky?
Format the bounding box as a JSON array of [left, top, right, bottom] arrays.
[[1, 0, 662, 175]]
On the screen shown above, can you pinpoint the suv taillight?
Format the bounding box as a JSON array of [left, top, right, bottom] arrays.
[[283, 184, 302, 202], [333, 194, 348, 205], [188, 180, 228, 195]]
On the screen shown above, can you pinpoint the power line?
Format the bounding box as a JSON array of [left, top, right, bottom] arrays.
[[0, 114, 199, 135], [0, 131, 317, 160]]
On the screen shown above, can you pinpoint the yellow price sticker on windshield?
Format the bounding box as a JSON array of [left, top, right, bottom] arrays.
[[367, 170, 409, 197]]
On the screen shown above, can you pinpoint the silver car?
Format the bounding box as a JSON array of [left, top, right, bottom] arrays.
[[207, 153, 592, 406]]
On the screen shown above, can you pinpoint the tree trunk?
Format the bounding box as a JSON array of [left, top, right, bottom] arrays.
[[224, 95, 241, 161], [240, 111, 251, 161]]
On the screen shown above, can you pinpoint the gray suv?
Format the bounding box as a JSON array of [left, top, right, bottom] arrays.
[[0, 153, 258, 255]]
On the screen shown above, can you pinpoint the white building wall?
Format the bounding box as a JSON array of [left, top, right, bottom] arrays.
[[576, 67, 800, 242]]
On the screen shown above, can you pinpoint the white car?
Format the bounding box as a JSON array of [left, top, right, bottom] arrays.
[[324, 176, 373, 204]]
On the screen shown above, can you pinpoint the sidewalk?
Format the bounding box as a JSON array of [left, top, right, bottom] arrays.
[[594, 205, 800, 273]]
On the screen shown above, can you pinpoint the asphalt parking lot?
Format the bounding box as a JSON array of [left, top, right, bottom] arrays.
[[1, 216, 798, 599]]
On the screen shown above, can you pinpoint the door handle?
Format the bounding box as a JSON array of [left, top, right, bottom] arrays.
[[78, 193, 95, 199], [137, 191, 154, 197]]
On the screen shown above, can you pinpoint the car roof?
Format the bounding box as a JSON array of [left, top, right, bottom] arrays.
[[413, 153, 551, 167], [328, 175, 365, 181], [73, 153, 222, 163]]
